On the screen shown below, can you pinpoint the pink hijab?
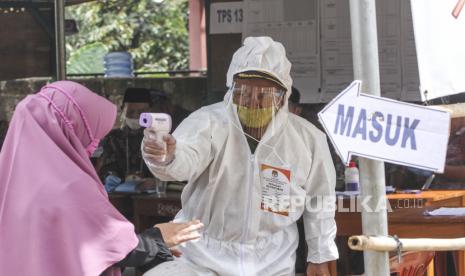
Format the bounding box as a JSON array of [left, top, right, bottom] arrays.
[[0, 81, 138, 276]]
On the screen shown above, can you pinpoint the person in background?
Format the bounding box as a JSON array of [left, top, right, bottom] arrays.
[[430, 114, 465, 189], [0, 81, 202, 275], [388, 105, 465, 191], [288, 86, 303, 116], [97, 88, 172, 189], [425, 109, 465, 276], [0, 120, 8, 151], [384, 104, 465, 276], [142, 37, 338, 276]]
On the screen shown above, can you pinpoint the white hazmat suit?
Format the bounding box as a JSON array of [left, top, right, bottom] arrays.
[[143, 37, 338, 276]]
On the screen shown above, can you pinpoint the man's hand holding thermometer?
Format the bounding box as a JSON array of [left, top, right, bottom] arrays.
[[141, 114, 203, 245], [140, 113, 176, 165]]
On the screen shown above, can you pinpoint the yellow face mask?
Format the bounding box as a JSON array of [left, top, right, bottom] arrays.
[[237, 106, 276, 128]]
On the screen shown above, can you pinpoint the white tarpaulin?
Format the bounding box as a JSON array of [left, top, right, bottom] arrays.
[[411, 0, 465, 101]]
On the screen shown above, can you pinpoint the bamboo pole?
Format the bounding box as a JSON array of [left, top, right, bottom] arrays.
[[349, 235, 465, 251]]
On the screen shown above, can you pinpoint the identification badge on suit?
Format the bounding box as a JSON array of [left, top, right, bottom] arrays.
[[259, 163, 291, 216]]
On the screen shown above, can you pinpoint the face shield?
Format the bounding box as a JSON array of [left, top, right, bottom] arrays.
[[227, 77, 286, 141]]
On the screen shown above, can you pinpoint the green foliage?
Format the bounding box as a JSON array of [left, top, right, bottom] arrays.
[[67, 42, 108, 74], [66, 0, 189, 73]]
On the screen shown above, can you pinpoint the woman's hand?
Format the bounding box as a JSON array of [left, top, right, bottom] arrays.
[[170, 248, 183, 257], [155, 219, 204, 248], [307, 262, 330, 276]]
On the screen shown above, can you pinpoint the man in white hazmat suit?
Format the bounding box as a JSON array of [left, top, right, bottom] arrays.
[[141, 36, 338, 276]]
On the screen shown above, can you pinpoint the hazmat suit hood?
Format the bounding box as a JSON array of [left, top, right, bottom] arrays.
[[225, 36, 292, 106], [224, 36, 293, 144]]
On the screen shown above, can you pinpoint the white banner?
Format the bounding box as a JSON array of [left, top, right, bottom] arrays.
[[242, 0, 320, 103], [411, 0, 465, 101]]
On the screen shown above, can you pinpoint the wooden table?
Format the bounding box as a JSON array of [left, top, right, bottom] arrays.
[[336, 205, 465, 275], [131, 192, 182, 233], [108, 193, 134, 221], [387, 190, 465, 208], [109, 192, 182, 233], [336, 206, 465, 237], [334, 190, 465, 275], [109, 192, 181, 276]]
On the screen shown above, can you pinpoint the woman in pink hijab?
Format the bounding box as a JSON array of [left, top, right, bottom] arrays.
[[0, 81, 202, 276]]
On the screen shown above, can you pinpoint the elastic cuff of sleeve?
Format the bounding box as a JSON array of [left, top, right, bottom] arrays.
[[148, 227, 173, 260], [145, 155, 174, 168], [306, 246, 339, 263]]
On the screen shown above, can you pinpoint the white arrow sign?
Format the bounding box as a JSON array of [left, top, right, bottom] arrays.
[[318, 81, 451, 173]]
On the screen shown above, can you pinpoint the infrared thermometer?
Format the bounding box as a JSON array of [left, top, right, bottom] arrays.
[[140, 113, 172, 162]]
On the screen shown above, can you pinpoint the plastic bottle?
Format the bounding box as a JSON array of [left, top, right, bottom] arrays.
[[345, 161, 360, 193]]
